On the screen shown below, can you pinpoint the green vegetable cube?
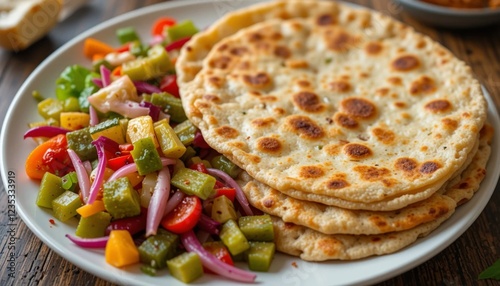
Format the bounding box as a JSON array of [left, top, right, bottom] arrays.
[[239, 214, 275, 242], [75, 211, 112, 238], [173, 120, 197, 146], [150, 92, 187, 123], [116, 27, 140, 44], [52, 191, 82, 222], [211, 155, 242, 179], [154, 119, 186, 159], [66, 127, 97, 161], [130, 137, 163, 176], [211, 195, 238, 224], [89, 117, 126, 144], [36, 172, 65, 209], [220, 219, 250, 256], [61, 171, 78, 193], [166, 20, 199, 42], [138, 229, 179, 269], [171, 168, 216, 200], [167, 252, 203, 283], [244, 242, 275, 272], [102, 177, 141, 219], [38, 98, 63, 120]]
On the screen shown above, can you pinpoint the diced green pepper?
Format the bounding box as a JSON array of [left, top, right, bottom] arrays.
[[180, 146, 196, 163], [211, 195, 238, 224], [63, 97, 80, 112], [166, 20, 199, 42], [150, 92, 187, 123], [129, 41, 148, 58], [244, 242, 275, 272], [239, 214, 275, 242], [130, 137, 163, 175], [38, 98, 63, 120], [52, 191, 82, 222], [116, 27, 140, 44], [122, 45, 172, 81], [167, 252, 203, 283], [66, 127, 97, 161], [102, 177, 141, 219], [173, 120, 197, 146], [220, 219, 250, 256], [32, 90, 45, 102], [89, 117, 126, 144], [92, 59, 113, 74], [61, 171, 79, 193], [138, 229, 179, 269], [75, 211, 112, 238], [36, 172, 65, 209], [171, 168, 216, 200], [211, 155, 241, 179], [140, 265, 157, 276], [154, 119, 186, 159]]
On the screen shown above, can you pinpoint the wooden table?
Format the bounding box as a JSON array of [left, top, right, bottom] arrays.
[[0, 0, 499, 285]]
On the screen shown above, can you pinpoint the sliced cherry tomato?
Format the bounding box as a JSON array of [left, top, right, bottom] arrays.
[[161, 195, 202, 234], [151, 17, 176, 36], [203, 242, 234, 274], [25, 134, 73, 179], [189, 162, 208, 174], [115, 43, 131, 53], [214, 188, 236, 202], [107, 154, 134, 171], [159, 74, 180, 98]]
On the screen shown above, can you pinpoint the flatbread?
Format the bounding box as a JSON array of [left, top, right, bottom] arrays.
[[178, 0, 487, 208], [271, 124, 492, 260]]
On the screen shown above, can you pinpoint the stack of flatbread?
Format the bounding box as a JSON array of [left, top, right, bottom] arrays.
[[176, 0, 493, 261]]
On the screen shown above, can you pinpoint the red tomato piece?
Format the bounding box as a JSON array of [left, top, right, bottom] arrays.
[[189, 162, 208, 174], [214, 181, 226, 189], [214, 188, 236, 202], [159, 74, 180, 98], [25, 134, 73, 179], [107, 154, 133, 171], [118, 143, 134, 155], [161, 195, 202, 234], [151, 17, 176, 36], [203, 243, 234, 274]]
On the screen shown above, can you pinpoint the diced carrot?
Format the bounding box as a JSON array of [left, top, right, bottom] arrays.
[[92, 53, 105, 62], [25, 134, 67, 180], [111, 65, 122, 77], [105, 230, 140, 268], [83, 38, 115, 60], [77, 200, 106, 218]]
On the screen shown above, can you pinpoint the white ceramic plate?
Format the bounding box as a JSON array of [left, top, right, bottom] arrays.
[[396, 0, 500, 28], [1, 1, 500, 285]]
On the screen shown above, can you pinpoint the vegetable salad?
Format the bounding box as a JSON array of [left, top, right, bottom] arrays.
[[24, 17, 276, 283]]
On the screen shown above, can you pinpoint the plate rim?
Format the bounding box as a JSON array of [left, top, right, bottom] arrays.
[[1, 0, 500, 285]]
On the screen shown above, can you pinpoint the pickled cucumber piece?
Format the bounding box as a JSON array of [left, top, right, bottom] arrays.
[[211, 195, 237, 224], [130, 137, 163, 176], [38, 98, 63, 120], [210, 155, 242, 179], [239, 214, 274, 242], [89, 117, 126, 144], [61, 171, 78, 193], [75, 211, 112, 238], [173, 120, 197, 146], [171, 168, 216, 200], [150, 92, 187, 123], [138, 229, 179, 269], [220, 219, 250, 256], [36, 172, 65, 209], [154, 119, 186, 159], [102, 177, 141, 219], [66, 127, 97, 161], [52, 191, 82, 222], [244, 242, 275, 272], [167, 252, 203, 283]]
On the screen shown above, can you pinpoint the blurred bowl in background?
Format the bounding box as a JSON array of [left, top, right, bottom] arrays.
[[395, 0, 500, 28]]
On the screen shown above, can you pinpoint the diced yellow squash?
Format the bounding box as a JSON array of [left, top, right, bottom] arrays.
[[60, 112, 90, 130], [126, 115, 158, 147], [89, 118, 126, 144], [154, 119, 186, 159], [105, 230, 140, 268]]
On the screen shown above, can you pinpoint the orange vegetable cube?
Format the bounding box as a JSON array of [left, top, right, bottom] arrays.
[[105, 230, 140, 268]]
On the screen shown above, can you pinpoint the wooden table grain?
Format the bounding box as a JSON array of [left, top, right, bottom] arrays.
[[1, 0, 499, 285]]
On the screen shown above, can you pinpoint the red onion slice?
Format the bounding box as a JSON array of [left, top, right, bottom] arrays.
[[100, 65, 111, 87], [164, 190, 185, 215], [89, 105, 99, 127], [207, 168, 253, 216], [181, 230, 257, 283], [134, 81, 161, 94], [197, 213, 220, 235], [166, 36, 192, 52], [92, 78, 103, 88], [108, 157, 175, 181], [23, 126, 70, 139], [67, 149, 90, 203], [66, 234, 108, 248], [87, 137, 107, 204], [146, 166, 171, 237]]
